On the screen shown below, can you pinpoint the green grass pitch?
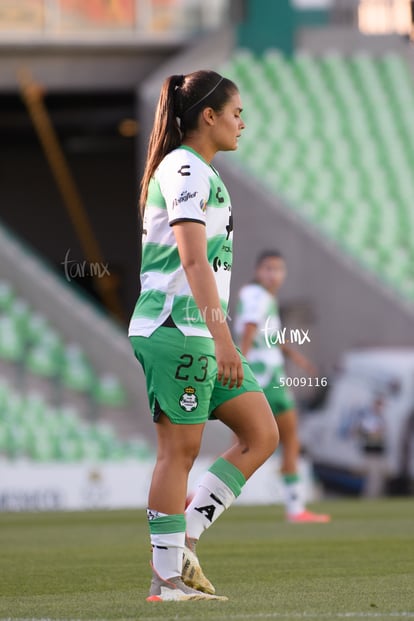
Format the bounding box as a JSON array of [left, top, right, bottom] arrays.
[[0, 499, 413, 620]]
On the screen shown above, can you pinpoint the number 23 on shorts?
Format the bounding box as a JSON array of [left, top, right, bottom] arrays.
[[175, 354, 209, 383]]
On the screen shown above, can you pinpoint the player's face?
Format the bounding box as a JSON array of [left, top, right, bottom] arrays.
[[211, 91, 245, 151], [256, 257, 286, 293]]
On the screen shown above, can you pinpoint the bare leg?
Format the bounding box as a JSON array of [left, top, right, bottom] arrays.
[[276, 409, 331, 522], [149, 413, 205, 514], [276, 409, 300, 475], [146, 414, 229, 597], [215, 391, 279, 479]]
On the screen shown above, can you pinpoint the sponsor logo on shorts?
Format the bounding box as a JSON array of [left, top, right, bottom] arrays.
[[179, 386, 199, 412]]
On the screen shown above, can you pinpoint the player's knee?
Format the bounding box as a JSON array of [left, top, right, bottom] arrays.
[[267, 422, 280, 454], [261, 420, 279, 456], [156, 451, 198, 478], [248, 420, 279, 458], [157, 439, 200, 471], [183, 448, 200, 471], [176, 442, 201, 471]]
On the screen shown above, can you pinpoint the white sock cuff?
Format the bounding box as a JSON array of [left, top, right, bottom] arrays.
[[151, 531, 185, 549]]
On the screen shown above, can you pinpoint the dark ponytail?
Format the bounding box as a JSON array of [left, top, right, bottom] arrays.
[[139, 70, 238, 214], [139, 74, 184, 213]]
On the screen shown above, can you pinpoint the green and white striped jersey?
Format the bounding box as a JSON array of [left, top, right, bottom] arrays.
[[234, 283, 284, 387], [128, 145, 233, 338]]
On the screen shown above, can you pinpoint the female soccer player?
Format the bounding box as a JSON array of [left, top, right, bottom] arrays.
[[234, 250, 331, 523], [129, 71, 279, 601]]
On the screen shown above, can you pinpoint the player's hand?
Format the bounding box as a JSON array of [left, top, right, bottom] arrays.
[[215, 340, 244, 389]]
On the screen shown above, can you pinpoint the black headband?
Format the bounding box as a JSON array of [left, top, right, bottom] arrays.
[[183, 76, 224, 115]]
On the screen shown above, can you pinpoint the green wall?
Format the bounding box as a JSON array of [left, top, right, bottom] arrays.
[[237, 0, 329, 55]]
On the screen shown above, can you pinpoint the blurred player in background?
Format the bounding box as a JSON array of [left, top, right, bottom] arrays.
[[234, 250, 331, 523], [129, 71, 279, 601]]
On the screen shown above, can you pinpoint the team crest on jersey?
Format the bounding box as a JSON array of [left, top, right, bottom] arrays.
[[179, 386, 199, 412]]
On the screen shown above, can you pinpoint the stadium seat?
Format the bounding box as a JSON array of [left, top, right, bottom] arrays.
[[93, 374, 127, 407], [0, 280, 14, 312], [0, 276, 132, 435], [0, 379, 154, 463], [223, 49, 414, 303]]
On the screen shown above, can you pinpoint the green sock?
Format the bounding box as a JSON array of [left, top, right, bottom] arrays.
[[208, 457, 246, 497]]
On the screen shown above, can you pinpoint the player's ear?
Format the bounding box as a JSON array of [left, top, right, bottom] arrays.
[[201, 107, 215, 127]]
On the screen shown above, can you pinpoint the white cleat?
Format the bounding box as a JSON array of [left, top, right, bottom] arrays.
[[147, 564, 226, 602]]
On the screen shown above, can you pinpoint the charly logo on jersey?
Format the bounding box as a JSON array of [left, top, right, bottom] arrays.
[[172, 190, 198, 208], [177, 164, 191, 176], [179, 386, 198, 412]]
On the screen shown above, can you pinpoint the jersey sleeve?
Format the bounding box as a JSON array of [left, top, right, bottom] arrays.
[[158, 154, 210, 226], [237, 285, 269, 326]]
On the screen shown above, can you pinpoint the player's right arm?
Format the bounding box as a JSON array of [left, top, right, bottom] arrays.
[[158, 151, 243, 389], [173, 221, 243, 389]]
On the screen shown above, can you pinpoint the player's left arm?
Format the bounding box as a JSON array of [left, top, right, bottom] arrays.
[[280, 343, 317, 375], [237, 286, 267, 357], [240, 322, 257, 357]]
